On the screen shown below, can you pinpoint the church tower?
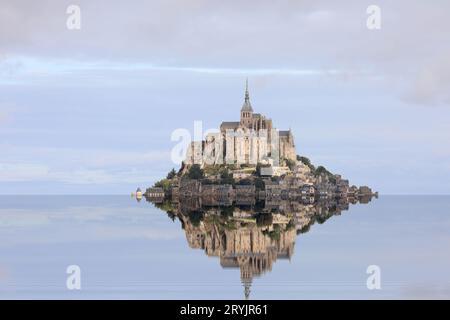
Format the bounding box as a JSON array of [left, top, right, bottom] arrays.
[[240, 79, 253, 128]]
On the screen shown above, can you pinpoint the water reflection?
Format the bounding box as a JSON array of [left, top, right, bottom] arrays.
[[145, 194, 375, 299]]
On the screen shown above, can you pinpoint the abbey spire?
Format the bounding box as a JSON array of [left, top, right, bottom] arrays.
[[186, 81, 297, 166], [241, 78, 253, 112], [240, 78, 253, 127]]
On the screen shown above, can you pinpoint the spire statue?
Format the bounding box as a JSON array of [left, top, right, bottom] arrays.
[[245, 78, 250, 103]]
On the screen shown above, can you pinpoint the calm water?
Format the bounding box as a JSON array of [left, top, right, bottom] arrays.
[[0, 195, 449, 299]]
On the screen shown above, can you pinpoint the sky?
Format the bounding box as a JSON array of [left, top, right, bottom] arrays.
[[1, 0, 450, 194]]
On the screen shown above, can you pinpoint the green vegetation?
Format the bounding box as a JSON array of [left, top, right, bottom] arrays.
[[220, 206, 235, 217], [284, 158, 296, 171], [314, 165, 336, 184], [201, 165, 241, 185], [237, 178, 252, 185], [297, 155, 315, 171], [166, 168, 177, 180], [255, 213, 273, 227], [297, 224, 312, 234], [188, 211, 204, 227], [286, 220, 296, 231], [202, 179, 218, 185], [254, 177, 265, 191], [328, 175, 336, 184], [220, 168, 235, 185], [154, 200, 176, 212], [254, 199, 266, 211], [166, 211, 176, 221], [297, 155, 337, 184], [314, 165, 331, 176], [203, 165, 223, 176], [263, 224, 282, 241], [203, 164, 240, 175], [187, 164, 205, 180], [177, 162, 185, 176], [152, 179, 171, 192], [152, 168, 180, 192]]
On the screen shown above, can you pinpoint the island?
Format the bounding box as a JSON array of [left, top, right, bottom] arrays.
[[138, 81, 377, 299], [143, 80, 377, 204]]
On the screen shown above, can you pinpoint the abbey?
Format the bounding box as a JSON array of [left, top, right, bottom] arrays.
[[185, 80, 296, 166]]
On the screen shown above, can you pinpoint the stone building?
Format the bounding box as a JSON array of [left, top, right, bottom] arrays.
[[176, 208, 296, 300], [185, 80, 297, 166]]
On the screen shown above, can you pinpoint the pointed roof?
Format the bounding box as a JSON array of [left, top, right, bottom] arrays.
[[241, 78, 253, 112], [242, 277, 252, 300]]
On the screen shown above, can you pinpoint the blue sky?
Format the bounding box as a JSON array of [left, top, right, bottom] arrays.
[[1, 0, 450, 194]]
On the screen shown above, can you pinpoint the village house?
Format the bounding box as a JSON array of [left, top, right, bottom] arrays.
[[301, 184, 315, 196], [145, 187, 163, 197]]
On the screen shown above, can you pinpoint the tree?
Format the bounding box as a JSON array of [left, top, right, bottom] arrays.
[[297, 155, 315, 171], [166, 168, 177, 179], [314, 165, 336, 184], [254, 178, 265, 191], [177, 162, 185, 176], [285, 158, 296, 171], [315, 165, 329, 176], [238, 178, 252, 185], [152, 179, 171, 191], [315, 165, 334, 178], [220, 168, 235, 185], [187, 164, 204, 180], [264, 224, 281, 241], [188, 211, 204, 227], [221, 206, 234, 217], [256, 212, 273, 227]]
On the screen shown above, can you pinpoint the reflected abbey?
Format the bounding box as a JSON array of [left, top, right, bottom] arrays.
[[144, 194, 375, 299]]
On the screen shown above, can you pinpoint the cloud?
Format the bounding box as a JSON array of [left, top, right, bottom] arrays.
[[1, 145, 171, 166], [0, 163, 162, 185], [0, 146, 171, 184], [0, 163, 49, 182], [404, 54, 450, 106], [0, 56, 366, 89], [0, 55, 22, 78], [1, 1, 450, 194], [1, 1, 449, 106]]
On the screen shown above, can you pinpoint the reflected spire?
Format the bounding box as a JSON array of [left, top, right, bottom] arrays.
[[242, 278, 252, 300], [146, 189, 375, 299]]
